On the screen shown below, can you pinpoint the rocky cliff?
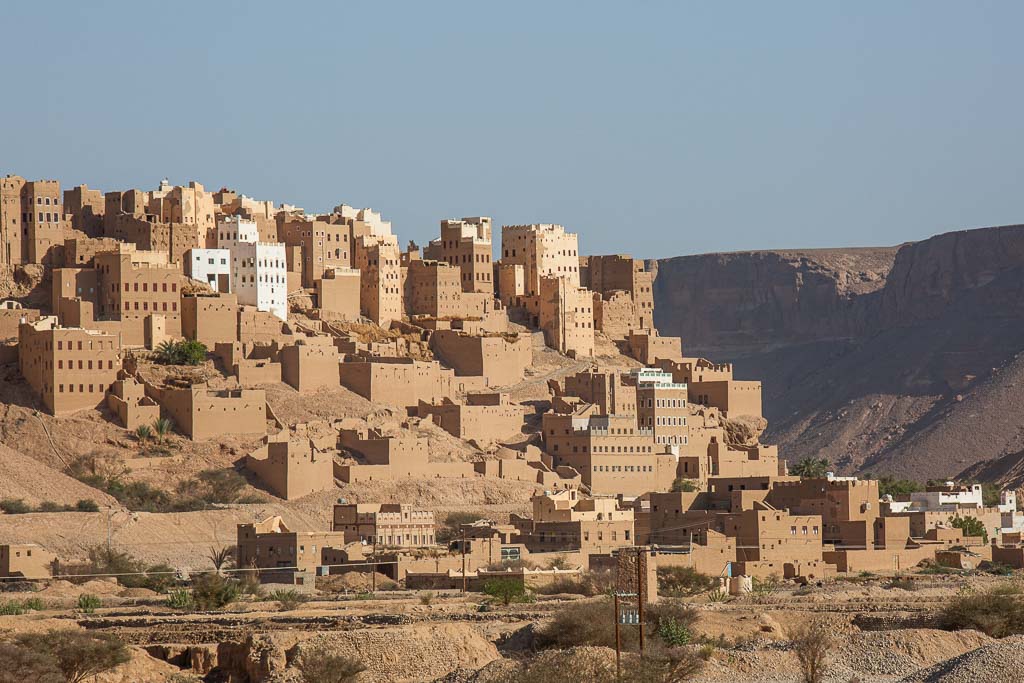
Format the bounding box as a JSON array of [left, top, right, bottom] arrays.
[[653, 224, 1024, 482]]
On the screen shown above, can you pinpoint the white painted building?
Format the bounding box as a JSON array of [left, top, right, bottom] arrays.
[[184, 248, 231, 292], [216, 216, 287, 320]]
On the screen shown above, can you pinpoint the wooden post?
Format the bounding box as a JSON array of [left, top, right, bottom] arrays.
[[614, 591, 622, 680], [637, 548, 645, 656], [461, 530, 467, 594], [371, 537, 377, 593]]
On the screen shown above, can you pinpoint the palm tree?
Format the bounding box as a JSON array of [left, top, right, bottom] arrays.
[[152, 417, 173, 444], [134, 425, 153, 442], [790, 457, 830, 479], [154, 340, 179, 365], [208, 545, 235, 574]]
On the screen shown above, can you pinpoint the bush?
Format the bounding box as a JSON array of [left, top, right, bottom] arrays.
[[951, 515, 988, 542], [191, 573, 241, 610], [75, 499, 100, 512], [155, 340, 208, 366], [269, 588, 308, 611], [165, 589, 194, 610], [790, 619, 833, 683], [143, 563, 177, 593], [294, 648, 366, 683], [0, 642, 64, 683], [77, 594, 101, 613], [21, 597, 45, 611], [0, 499, 31, 514], [0, 600, 27, 615], [648, 603, 698, 647], [670, 478, 699, 492], [482, 578, 530, 606], [436, 511, 486, 544], [13, 630, 130, 683], [657, 566, 717, 597], [535, 599, 632, 650], [751, 574, 781, 599], [940, 583, 1024, 637], [886, 576, 917, 591], [419, 591, 435, 605]]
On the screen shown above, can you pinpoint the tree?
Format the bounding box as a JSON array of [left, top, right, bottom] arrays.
[[191, 572, 241, 610], [790, 457, 830, 479], [294, 648, 366, 683], [152, 417, 173, 444], [14, 630, 130, 683], [482, 578, 529, 605], [155, 340, 207, 366], [790, 619, 833, 683], [436, 511, 486, 543], [209, 545, 235, 573], [951, 515, 988, 542], [670, 478, 698, 492], [134, 425, 152, 442], [0, 642, 64, 683], [876, 476, 922, 498]]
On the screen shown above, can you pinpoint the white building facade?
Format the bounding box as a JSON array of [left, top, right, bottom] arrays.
[[184, 248, 231, 292], [217, 216, 287, 320]]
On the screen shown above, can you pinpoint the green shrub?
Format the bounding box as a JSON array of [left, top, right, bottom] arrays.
[[418, 591, 435, 605], [790, 457, 830, 478], [482, 578, 531, 606], [0, 499, 32, 514], [77, 594, 101, 613], [670, 478, 698, 492], [165, 589, 194, 610], [143, 563, 177, 593], [0, 600, 27, 615], [13, 629, 130, 683], [21, 597, 45, 611], [75, 499, 100, 512], [191, 573, 241, 610], [155, 340, 208, 366], [940, 583, 1024, 637], [751, 574, 781, 599], [0, 641, 63, 683], [950, 516, 988, 542], [37, 501, 67, 512], [707, 588, 729, 603], [269, 588, 307, 611], [657, 566, 717, 597]]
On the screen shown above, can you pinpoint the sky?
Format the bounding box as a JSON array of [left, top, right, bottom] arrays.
[[2, 1, 1023, 259]]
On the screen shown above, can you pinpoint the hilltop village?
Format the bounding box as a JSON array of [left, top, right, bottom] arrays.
[[0, 173, 1023, 592]]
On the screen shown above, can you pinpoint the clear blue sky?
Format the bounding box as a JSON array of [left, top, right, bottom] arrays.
[[3, 1, 1022, 258]]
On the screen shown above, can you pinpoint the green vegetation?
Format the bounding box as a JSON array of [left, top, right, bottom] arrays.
[[0, 598, 47, 615], [436, 511, 485, 543], [191, 573, 241, 610], [3, 630, 130, 683], [269, 588, 308, 611], [876, 476, 922, 498], [294, 648, 366, 683], [481, 578, 531, 605], [657, 566, 717, 597], [751, 574, 781, 599], [790, 457, 830, 478], [154, 339, 208, 366], [76, 594, 101, 613], [0, 498, 103, 514], [940, 583, 1024, 637], [418, 591, 435, 605], [69, 456, 254, 512], [950, 516, 988, 542], [165, 589, 194, 610], [64, 546, 178, 592], [670, 478, 699, 492]]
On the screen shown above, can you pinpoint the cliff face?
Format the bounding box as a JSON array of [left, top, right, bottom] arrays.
[[653, 247, 897, 350], [653, 224, 1024, 482]]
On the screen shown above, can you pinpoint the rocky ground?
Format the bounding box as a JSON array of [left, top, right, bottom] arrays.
[[0, 572, 1018, 682]]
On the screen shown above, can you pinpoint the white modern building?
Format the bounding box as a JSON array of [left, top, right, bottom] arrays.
[[216, 216, 288, 320], [184, 248, 231, 292]]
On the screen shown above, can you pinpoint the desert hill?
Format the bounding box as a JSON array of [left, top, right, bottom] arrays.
[[654, 223, 1024, 482]]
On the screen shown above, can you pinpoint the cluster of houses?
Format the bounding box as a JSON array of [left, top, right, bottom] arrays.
[[0, 173, 1022, 587]]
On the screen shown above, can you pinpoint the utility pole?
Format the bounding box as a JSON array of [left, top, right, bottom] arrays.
[[461, 530, 467, 594], [636, 547, 645, 656], [371, 535, 377, 593], [106, 507, 113, 556], [613, 591, 622, 680]]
